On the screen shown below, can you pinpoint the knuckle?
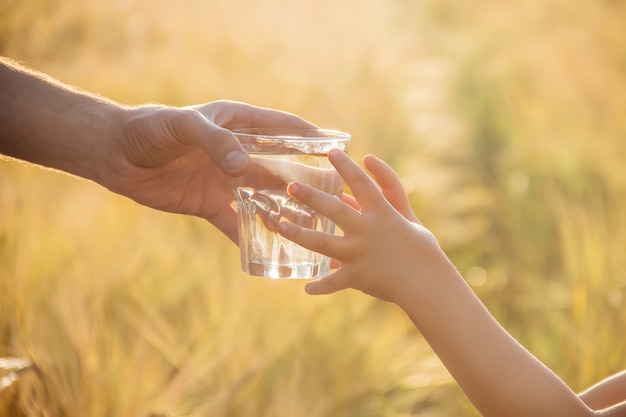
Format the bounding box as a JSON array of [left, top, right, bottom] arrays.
[[351, 170, 372, 188], [283, 223, 300, 240], [296, 184, 314, 202], [166, 108, 203, 142], [313, 235, 330, 254], [334, 201, 354, 219], [169, 107, 196, 125]]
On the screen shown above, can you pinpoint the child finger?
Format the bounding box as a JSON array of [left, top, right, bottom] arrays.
[[304, 270, 350, 295], [278, 221, 351, 259], [287, 182, 362, 234], [363, 154, 419, 223], [328, 149, 387, 212]]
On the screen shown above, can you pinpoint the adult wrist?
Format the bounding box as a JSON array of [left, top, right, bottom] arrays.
[[88, 102, 129, 189]]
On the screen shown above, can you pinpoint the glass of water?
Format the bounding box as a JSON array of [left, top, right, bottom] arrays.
[[231, 128, 351, 279]]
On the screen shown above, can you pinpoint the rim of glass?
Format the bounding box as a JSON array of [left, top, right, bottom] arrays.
[[231, 127, 351, 141]]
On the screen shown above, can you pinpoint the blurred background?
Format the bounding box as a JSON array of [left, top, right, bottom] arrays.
[[1, 0, 625, 415]]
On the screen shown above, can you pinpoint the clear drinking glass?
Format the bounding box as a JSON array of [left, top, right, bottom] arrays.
[[231, 128, 351, 279]]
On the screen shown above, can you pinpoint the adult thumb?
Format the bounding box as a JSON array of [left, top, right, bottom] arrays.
[[175, 108, 250, 176], [205, 124, 250, 176]]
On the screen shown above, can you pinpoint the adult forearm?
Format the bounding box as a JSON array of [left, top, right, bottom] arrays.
[[0, 57, 122, 183], [399, 263, 594, 417]]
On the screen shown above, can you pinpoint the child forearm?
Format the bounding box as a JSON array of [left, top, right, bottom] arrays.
[[283, 150, 625, 416], [399, 259, 595, 417], [579, 371, 626, 411]]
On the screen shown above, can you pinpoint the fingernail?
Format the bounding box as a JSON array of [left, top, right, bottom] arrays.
[[328, 148, 342, 158], [288, 182, 300, 195], [225, 150, 248, 171], [304, 282, 314, 294], [278, 222, 288, 234]]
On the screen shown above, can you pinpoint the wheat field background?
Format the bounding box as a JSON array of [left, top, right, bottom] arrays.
[[1, 0, 625, 416]]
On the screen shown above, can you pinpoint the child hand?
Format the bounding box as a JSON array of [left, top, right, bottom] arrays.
[[278, 149, 449, 304], [281, 150, 621, 417]]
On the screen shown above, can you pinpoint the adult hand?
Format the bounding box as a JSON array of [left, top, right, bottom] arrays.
[[1, 59, 316, 243], [102, 100, 316, 244]]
